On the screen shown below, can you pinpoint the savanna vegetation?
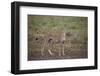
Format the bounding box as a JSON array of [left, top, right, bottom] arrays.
[[28, 15, 88, 61]]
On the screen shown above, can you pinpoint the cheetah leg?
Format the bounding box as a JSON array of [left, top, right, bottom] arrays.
[[41, 44, 45, 56], [59, 46, 61, 56], [48, 49, 54, 56], [62, 44, 65, 56]]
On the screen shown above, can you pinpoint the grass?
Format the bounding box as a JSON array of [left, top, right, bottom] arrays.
[[28, 15, 88, 61]]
